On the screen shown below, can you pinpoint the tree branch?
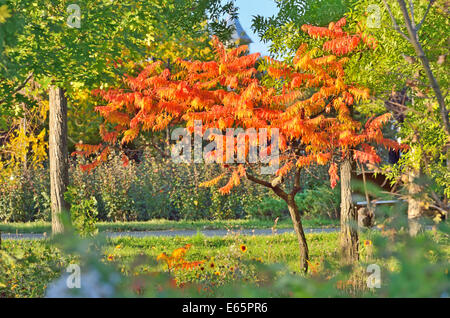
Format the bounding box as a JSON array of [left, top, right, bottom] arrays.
[[417, 0, 434, 31], [246, 172, 273, 188], [246, 172, 288, 201], [143, 141, 170, 158], [291, 167, 302, 196], [409, 0, 416, 29], [0, 72, 34, 105], [396, 0, 450, 135], [382, 0, 411, 42]]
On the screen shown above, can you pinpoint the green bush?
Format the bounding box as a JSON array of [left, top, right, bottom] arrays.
[[68, 151, 275, 221], [129, 156, 173, 220], [209, 183, 264, 220], [295, 185, 340, 219], [65, 185, 99, 237], [0, 150, 340, 223], [0, 170, 50, 222], [70, 154, 139, 222], [246, 195, 288, 220], [246, 185, 340, 220]]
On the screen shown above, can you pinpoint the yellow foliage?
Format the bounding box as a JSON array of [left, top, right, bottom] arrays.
[[146, 22, 214, 62], [0, 5, 11, 23], [199, 173, 226, 188], [0, 101, 48, 182]]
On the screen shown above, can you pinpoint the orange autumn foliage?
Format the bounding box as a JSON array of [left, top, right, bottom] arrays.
[[301, 17, 377, 56], [76, 18, 403, 192], [157, 244, 205, 271]]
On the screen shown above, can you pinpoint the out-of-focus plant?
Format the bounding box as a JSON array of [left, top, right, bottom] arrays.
[[64, 185, 99, 237], [2, 202, 448, 298], [0, 240, 71, 298]]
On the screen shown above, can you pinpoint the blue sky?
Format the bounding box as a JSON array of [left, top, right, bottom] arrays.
[[233, 0, 279, 56]]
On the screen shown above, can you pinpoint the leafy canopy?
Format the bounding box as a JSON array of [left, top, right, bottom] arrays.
[[77, 18, 402, 194], [0, 0, 236, 120]]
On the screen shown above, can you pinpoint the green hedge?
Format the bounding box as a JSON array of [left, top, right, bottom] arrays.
[[0, 151, 340, 222], [246, 185, 340, 220]]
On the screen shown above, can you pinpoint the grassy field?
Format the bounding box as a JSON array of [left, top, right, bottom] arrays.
[[0, 217, 339, 234], [1, 228, 448, 298], [106, 232, 342, 272], [0, 232, 347, 297]]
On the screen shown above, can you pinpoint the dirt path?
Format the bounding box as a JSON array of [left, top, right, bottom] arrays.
[[1, 227, 339, 240]]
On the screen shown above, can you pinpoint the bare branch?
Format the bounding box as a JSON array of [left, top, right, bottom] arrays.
[[397, 0, 450, 135], [246, 172, 273, 188], [382, 0, 411, 42], [291, 167, 302, 196], [149, 142, 170, 158], [409, 0, 416, 29], [246, 172, 288, 201], [417, 0, 434, 31]]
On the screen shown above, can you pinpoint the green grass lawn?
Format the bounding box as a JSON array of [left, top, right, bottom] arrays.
[[0, 217, 339, 234], [0, 232, 345, 297], [107, 232, 341, 272], [2, 228, 448, 298]]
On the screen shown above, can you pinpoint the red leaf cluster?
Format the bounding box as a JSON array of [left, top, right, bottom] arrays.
[[76, 18, 401, 192]]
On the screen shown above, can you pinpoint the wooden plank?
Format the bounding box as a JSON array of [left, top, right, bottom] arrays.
[[355, 200, 400, 206]]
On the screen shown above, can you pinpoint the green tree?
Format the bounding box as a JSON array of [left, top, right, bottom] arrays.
[[252, 4, 376, 262], [1, 0, 235, 234], [252, 0, 449, 233], [252, 0, 354, 57], [346, 0, 449, 233]]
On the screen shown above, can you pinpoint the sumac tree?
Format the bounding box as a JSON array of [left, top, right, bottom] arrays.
[[78, 19, 402, 272]]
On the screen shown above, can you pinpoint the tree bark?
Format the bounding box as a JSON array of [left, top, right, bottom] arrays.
[[49, 86, 70, 234], [286, 194, 309, 273], [340, 157, 359, 262], [246, 171, 309, 273], [21, 103, 28, 173]]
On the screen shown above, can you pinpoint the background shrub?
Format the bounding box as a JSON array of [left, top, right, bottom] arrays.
[[0, 150, 340, 223], [295, 185, 340, 219], [246, 185, 340, 220], [65, 184, 99, 237], [0, 169, 50, 222]]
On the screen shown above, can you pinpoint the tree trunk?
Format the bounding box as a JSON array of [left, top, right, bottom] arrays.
[[49, 86, 70, 234], [445, 147, 450, 211], [340, 157, 359, 262], [21, 103, 28, 173], [407, 168, 422, 236], [286, 194, 309, 273], [245, 171, 308, 273]]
